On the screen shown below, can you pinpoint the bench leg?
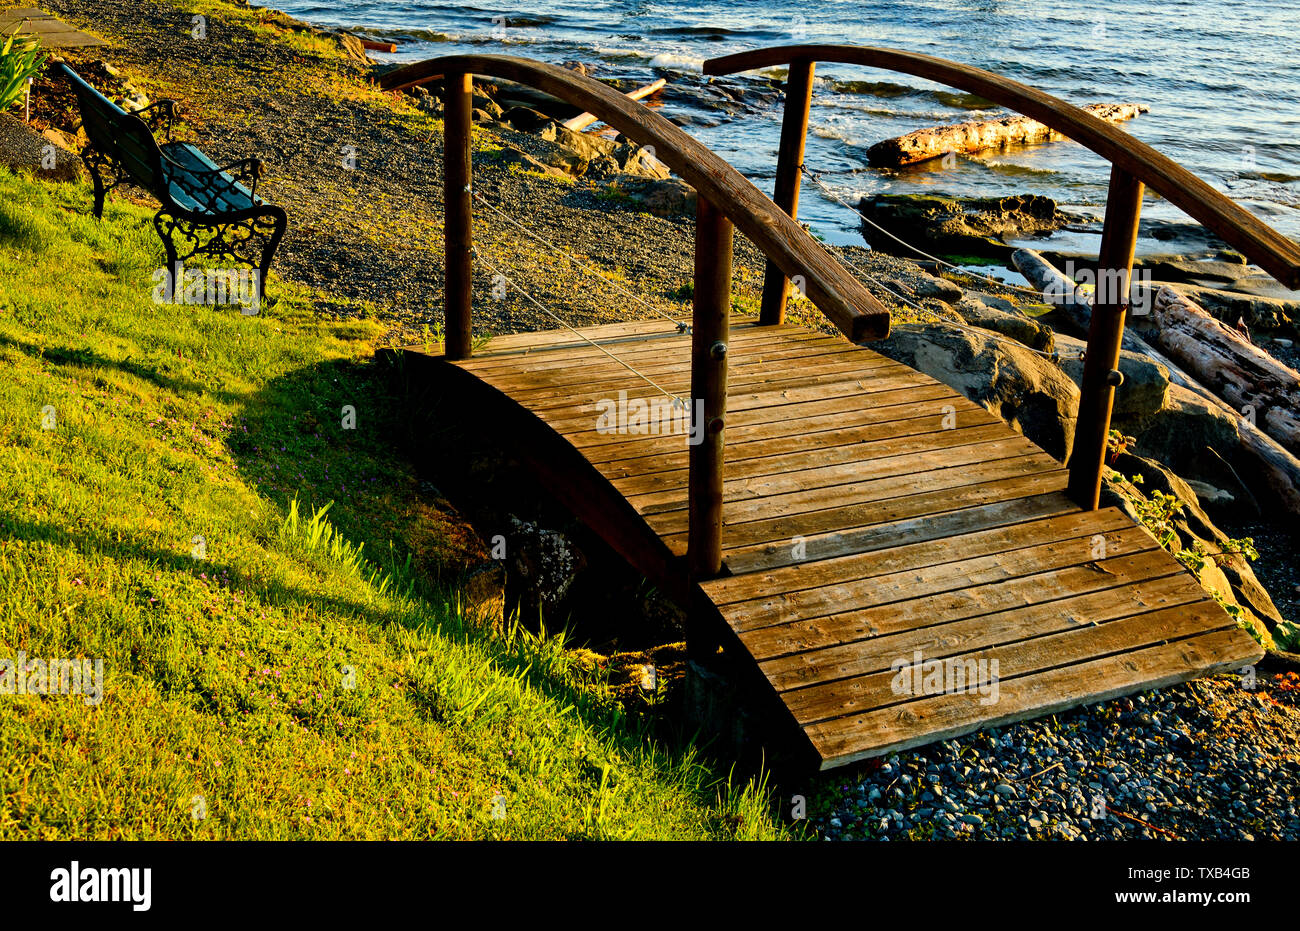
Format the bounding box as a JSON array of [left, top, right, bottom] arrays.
[[153, 209, 190, 277], [255, 208, 288, 303], [81, 147, 125, 220], [153, 208, 287, 306]]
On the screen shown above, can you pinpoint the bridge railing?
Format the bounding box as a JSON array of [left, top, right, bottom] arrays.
[[703, 44, 1300, 511], [379, 54, 893, 578]]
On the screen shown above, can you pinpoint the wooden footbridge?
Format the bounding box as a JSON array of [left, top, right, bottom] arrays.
[[379, 47, 1297, 770]]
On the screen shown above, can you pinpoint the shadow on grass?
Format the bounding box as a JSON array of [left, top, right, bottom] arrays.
[[215, 351, 739, 770], [0, 332, 244, 404]]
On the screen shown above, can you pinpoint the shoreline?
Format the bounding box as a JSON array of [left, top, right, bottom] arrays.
[[12, 0, 1300, 840]]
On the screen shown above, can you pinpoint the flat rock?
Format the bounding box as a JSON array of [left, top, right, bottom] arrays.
[[870, 322, 1079, 461]]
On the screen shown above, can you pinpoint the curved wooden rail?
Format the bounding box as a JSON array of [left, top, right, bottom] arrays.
[[703, 44, 1300, 289], [705, 43, 1300, 512], [380, 53, 900, 576], [378, 54, 891, 344]]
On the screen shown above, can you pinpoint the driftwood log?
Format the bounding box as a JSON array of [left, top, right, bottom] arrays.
[[868, 103, 1148, 168], [1012, 248, 1300, 514], [562, 78, 667, 132], [1151, 286, 1300, 454]]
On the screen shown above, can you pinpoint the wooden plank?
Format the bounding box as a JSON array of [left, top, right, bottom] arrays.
[[761, 572, 1207, 692], [459, 317, 689, 354], [613, 422, 1015, 496], [498, 345, 898, 410], [572, 383, 967, 456], [602, 412, 999, 482], [643, 452, 1062, 535], [459, 322, 825, 373], [738, 546, 1181, 659], [461, 332, 839, 382], [629, 433, 1044, 511], [706, 508, 1134, 605], [785, 600, 1228, 726], [659, 469, 1072, 555], [723, 523, 1157, 633], [513, 353, 905, 413], [721, 491, 1080, 574], [806, 627, 1260, 769], [540, 366, 935, 435]]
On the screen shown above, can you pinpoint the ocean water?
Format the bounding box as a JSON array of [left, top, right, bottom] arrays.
[[265, 0, 1300, 249]]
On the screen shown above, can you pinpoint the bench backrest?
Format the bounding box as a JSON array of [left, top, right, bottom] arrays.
[[57, 63, 165, 196]]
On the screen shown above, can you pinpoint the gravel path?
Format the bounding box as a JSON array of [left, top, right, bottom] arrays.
[[813, 676, 1300, 841], [39, 0, 768, 340]]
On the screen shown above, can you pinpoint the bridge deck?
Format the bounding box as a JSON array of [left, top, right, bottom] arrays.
[[415, 316, 1262, 770]]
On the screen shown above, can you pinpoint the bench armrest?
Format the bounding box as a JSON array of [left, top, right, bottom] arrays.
[[214, 157, 266, 197], [160, 151, 266, 204], [131, 99, 178, 141]]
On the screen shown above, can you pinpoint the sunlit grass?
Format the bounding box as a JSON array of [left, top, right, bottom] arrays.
[[0, 167, 790, 840]]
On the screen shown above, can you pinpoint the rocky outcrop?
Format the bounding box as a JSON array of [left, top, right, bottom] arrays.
[[1102, 454, 1282, 647], [602, 176, 697, 218], [859, 192, 1073, 261], [954, 295, 1055, 351], [1053, 332, 1171, 423], [870, 322, 1079, 462]]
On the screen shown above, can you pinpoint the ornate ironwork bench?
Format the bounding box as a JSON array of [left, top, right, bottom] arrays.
[[57, 62, 287, 296]]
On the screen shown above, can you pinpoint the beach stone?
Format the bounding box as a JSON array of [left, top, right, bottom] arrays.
[[954, 296, 1055, 351], [870, 322, 1079, 461], [611, 177, 697, 218], [913, 273, 964, 303], [499, 106, 555, 132], [337, 33, 373, 64], [472, 92, 503, 119], [1131, 385, 1241, 477], [488, 145, 571, 180], [1054, 333, 1170, 423]]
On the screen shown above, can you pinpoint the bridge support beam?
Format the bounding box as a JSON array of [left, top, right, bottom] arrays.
[[759, 58, 816, 327], [688, 197, 732, 582], [443, 70, 474, 361], [1068, 165, 1144, 509]]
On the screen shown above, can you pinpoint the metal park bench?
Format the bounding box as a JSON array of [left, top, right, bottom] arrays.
[[57, 62, 287, 295]]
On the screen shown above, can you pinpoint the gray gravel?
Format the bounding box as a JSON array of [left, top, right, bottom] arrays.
[[813, 675, 1300, 840]]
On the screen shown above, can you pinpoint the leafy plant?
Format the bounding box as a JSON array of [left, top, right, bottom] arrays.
[[1106, 428, 1136, 462], [0, 28, 46, 112]]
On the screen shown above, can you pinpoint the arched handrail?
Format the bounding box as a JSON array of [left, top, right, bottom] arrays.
[[705, 43, 1300, 514], [378, 54, 891, 343], [703, 44, 1300, 289], [379, 53, 904, 578]]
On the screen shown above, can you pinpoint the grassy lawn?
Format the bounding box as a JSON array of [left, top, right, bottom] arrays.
[[0, 168, 788, 840]]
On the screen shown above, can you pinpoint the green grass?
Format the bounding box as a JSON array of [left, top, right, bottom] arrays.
[[0, 168, 789, 840]]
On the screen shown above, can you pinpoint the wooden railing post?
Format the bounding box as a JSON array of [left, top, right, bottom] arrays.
[[1067, 165, 1144, 509], [688, 196, 732, 580], [759, 58, 816, 326], [444, 70, 474, 361]]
